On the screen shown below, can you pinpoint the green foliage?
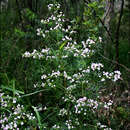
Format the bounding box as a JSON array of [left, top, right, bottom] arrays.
[[0, 0, 129, 129], [14, 28, 26, 38], [116, 107, 129, 120]]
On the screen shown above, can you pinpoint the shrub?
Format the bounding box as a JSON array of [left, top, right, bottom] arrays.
[[1, 1, 123, 130]]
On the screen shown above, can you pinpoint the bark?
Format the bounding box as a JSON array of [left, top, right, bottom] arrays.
[[103, 0, 115, 31], [103, 0, 115, 58], [115, 0, 124, 70]]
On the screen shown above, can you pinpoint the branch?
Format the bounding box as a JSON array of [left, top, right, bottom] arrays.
[[83, 0, 114, 43], [99, 53, 130, 72], [99, 18, 114, 43], [115, 0, 124, 37]]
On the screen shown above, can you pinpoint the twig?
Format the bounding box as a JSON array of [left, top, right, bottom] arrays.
[[99, 53, 130, 72], [99, 18, 114, 43], [83, 0, 114, 43]]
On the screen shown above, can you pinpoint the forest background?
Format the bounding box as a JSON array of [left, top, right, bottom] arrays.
[[0, 0, 130, 130]]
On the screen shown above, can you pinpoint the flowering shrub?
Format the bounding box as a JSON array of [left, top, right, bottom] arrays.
[[1, 1, 123, 130], [22, 1, 123, 129]]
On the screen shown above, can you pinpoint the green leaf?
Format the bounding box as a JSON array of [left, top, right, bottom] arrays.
[[59, 41, 67, 50], [1, 85, 25, 94], [32, 106, 42, 129]]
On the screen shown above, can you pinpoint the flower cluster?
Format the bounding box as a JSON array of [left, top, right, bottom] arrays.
[[74, 97, 87, 114], [0, 90, 36, 130], [102, 70, 121, 82], [36, 28, 45, 37], [58, 108, 68, 116], [91, 63, 104, 71], [62, 93, 76, 103], [113, 70, 121, 82], [22, 48, 50, 59], [97, 122, 112, 130], [52, 124, 60, 129], [47, 3, 60, 11], [74, 96, 113, 115], [37, 3, 65, 39], [65, 120, 75, 129]]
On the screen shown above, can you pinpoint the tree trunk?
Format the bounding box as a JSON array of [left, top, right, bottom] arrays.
[[103, 0, 115, 58]]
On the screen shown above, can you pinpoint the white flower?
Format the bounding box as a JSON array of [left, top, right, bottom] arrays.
[[14, 111, 18, 115], [41, 74, 47, 79], [13, 98, 17, 103], [21, 122, 24, 125], [91, 63, 104, 71], [41, 19, 44, 23], [101, 78, 105, 82], [64, 71, 67, 78], [42, 33, 45, 38], [36, 28, 41, 32], [23, 51, 31, 57], [37, 32, 40, 36], [59, 108, 67, 116], [43, 106, 47, 110], [41, 48, 50, 53], [14, 123, 17, 128], [41, 83, 45, 87], [104, 104, 109, 109], [5, 125, 10, 130], [97, 122, 101, 126], [107, 102, 112, 106], [45, 30, 49, 33], [87, 38, 95, 44], [99, 37, 102, 42]]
